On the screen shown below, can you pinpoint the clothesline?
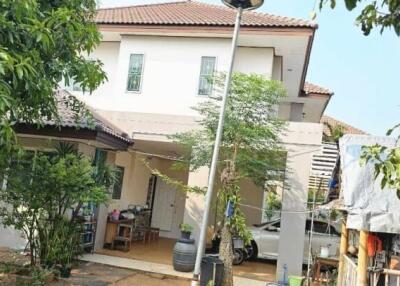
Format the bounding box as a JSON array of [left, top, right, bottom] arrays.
[[237, 202, 332, 214]]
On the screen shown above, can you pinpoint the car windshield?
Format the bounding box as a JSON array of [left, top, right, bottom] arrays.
[[253, 220, 280, 228], [305, 220, 339, 236], [254, 219, 338, 236]]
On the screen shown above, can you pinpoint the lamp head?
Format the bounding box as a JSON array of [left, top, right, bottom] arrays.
[[222, 0, 264, 10]]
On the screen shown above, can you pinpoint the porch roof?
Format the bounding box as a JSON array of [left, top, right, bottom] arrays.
[[16, 90, 134, 150]]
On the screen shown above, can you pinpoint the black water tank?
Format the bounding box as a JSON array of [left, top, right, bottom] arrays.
[[200, 255, 223, 286], [173, 238, 196, 272]]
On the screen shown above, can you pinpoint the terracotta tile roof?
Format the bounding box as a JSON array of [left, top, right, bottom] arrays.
[[95, 1, 316, 28], [321, 115, 366, 137], [42, 90, 133, 145], [303, 82, 333, 95]]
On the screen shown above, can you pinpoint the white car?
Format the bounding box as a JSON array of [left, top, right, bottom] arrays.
[[249, 219, 340, 262]]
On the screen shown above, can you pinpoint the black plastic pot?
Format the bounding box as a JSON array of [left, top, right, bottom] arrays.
[[59, 266, 71, 278], [200, 255, 223, 286], [181, 231, 191, 239]]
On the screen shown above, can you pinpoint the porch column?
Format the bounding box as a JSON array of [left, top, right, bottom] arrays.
[[277, 143, 320, 277], [277, 122, 323, 278], [337, 219, 349, 286], [357, 230, 369, 286], [94, 204, 108, 250], [183, 166, 210, 243]]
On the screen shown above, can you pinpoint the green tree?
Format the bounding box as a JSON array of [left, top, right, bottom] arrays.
[[0, 0, 106, 151], [361, 125, 400, 198], [323, 123, 345, 144], [264, 192, 282, 221], [0, 144, 113, 267], [160, 73, 286, 286], [319, 0, 400, 35]]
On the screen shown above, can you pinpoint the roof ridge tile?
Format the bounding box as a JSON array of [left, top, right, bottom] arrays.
[[97, 0, 189, 11], [95, 0, 317, 28]]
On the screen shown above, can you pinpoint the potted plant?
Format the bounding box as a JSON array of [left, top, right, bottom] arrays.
[[48, 219, 83, 278], [180, 223, 193, 239], [59, 249, 73, 278]]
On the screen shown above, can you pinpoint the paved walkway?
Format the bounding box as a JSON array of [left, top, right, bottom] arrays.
[[81, 254, 267, 286]]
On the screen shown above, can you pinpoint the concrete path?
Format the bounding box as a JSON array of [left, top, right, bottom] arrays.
[[81, 254, 267, 286]]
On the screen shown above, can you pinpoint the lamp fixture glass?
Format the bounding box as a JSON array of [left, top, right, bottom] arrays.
[[222, 0, 264, 10]]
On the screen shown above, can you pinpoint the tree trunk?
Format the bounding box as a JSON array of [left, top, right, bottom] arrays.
[[219, 223, 234, 286]]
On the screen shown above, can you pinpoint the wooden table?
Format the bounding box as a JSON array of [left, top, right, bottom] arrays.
[[104, 219, 133, 246], [313, 256, 339, 283]]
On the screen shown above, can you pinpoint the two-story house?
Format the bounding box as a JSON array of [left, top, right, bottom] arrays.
[[7, 0, 333, 278]]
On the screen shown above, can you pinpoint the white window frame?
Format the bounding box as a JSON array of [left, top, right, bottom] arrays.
[[197, 56, 217, 96], [126, 54, 145, 93]]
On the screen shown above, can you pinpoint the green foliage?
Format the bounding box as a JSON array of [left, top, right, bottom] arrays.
[[320, 0, 400, 35], [173, 72, 286, 244], [0, 0, 106, 151], [308, 188, 326, 205], [30, 267, 50, 286], [330, 209, 339, 221], [41, 218, 82, 267], [180, 223, 194, 233], [323, 123, 345, 143], [0, 262, 14, 274], [361, 126, 400, 198], [141, 159, 206, 194], [264, 192, 282, 221], [172, 73, 287, 186], [217, 183, 253, 246], [0, 143, 113, 266]]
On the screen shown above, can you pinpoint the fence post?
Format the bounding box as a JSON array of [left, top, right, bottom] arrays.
[[337, 220, 349, 286], [357, 230, 369, 286]]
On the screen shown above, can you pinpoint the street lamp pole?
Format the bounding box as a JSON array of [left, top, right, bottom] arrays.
[[191, 1, 263, 285], [191, 6, 243, 285]]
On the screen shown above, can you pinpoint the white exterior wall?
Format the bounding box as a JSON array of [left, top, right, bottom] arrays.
[[81, 36, 274, 116], [88, 42, 120, 98]]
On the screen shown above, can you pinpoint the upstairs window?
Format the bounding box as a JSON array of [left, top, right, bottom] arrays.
[[198, 56, 216, 96], [126, 54, 144, 92]]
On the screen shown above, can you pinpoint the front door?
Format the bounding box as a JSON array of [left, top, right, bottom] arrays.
[[151, 179, 176, 232]]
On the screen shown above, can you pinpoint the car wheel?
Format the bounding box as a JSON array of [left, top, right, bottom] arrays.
[[233, 249, 245, 265], [245, 244, 254, 260], [248, 240, 258, 260]]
